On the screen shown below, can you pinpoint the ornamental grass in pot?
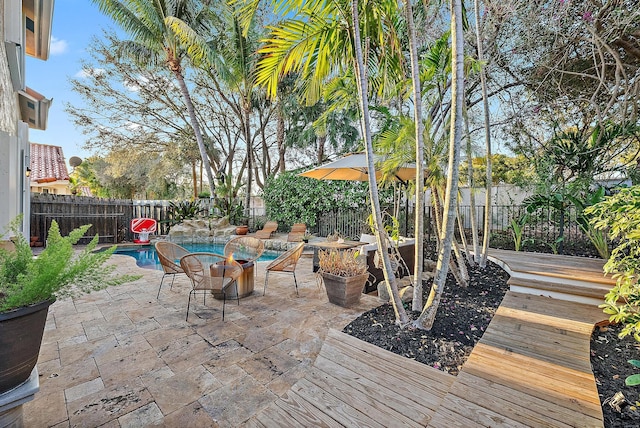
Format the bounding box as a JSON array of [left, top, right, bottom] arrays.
[[318, 248, 368, 307], [0, 217, 138, 394]]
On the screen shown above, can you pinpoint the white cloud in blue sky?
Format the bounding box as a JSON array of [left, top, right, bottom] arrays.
[[49, 36, 68, 55]]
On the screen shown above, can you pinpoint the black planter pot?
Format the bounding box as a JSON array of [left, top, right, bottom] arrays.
[[0, 300, 54, 394]]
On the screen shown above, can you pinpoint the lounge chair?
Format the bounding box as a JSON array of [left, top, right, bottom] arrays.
[[254, 221, 278, 239], [287, 223, 307, 242], [180, 252, 243, 321], [263, 243, 305, 296], [155, 241, 190, 298]]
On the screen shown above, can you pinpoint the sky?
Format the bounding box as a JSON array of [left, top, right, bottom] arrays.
[[25, 0, 118, 167]]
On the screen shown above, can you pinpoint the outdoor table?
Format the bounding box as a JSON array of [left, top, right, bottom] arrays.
[[308, 239, 363, 272]]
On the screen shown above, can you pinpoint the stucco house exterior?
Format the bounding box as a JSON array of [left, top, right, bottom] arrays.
[[0, 0, 54, 238], [30, 142, 71, 195]]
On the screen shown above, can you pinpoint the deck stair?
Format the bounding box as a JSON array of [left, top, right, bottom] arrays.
[[250, 250, 610, 427], [485, 249, 615, 306]]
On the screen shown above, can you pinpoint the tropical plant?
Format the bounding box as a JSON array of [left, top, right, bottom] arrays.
[[91, 0, 217, 196], [569, 186, 610, 259], [0, 217, 138, 312], [165, 200, 206, 228], [509, 213, 529, 252], [586, 186, 640, 341]]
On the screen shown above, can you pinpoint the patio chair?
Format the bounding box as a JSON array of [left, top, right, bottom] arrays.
[[155, 241, 190, 298], [263, 243, 305, 296], [287, 223, 307, 242], [180, 252, 243, 321], [254, 221, 278, 239]]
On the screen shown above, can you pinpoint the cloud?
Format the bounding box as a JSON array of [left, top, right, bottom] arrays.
[[49, 36, 68, 55], [74, 68, 105, 78]]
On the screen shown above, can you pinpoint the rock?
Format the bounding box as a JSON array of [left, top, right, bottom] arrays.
[[377, 281, 390, 302]]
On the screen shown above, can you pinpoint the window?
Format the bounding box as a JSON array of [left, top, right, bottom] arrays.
[[27, 101, 35, 110], [26, 17, 35, 33]]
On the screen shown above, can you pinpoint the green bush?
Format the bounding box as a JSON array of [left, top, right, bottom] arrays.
[[262, 171, 371, 228], [586, 185, 640, 340]]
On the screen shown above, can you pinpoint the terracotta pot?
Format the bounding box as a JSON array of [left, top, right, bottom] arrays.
[[322, 272, 367, 307], [0, 300, 54, 393], [235, 225, 249, 235]]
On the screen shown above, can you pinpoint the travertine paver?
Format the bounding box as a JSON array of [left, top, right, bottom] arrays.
[[24, 245, 380, 427]]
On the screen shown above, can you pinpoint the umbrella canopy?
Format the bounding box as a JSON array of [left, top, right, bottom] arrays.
[[299, 153, 416, 182]]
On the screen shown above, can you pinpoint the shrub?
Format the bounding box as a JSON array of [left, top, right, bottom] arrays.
[[586, 185, 640, 340]]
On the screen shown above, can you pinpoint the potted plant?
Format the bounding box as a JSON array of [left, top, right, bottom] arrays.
[[0, 217, 138, 394], [318, 248, 368, 307]]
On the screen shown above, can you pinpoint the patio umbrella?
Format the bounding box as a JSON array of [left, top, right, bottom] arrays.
[[299, 153, 419, 234], [298, 153, 417, 183]]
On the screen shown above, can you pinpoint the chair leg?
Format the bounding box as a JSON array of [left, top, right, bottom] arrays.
[[222, 290, 226, 321], [263, 271, 269, 295], [169, 274, 176, 290], [293, 271, 299, 297], [157, 274, 167, 299], [186, 290, 193, 321]]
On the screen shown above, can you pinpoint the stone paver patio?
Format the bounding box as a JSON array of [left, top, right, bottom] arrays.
[[24, 247, 380, 427]]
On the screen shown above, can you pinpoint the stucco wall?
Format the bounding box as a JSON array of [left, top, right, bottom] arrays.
[[0, 11, 20, 134]]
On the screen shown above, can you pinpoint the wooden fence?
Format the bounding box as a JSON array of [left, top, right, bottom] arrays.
[[30, 194, 593, 255]]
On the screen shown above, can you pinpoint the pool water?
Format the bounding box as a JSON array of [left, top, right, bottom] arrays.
[[114, 242, 281, 270]]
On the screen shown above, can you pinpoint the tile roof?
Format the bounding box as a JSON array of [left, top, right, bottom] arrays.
[[30, 143, 69, 183]]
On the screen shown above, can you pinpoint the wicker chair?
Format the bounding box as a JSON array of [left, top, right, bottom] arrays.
[[287, 223, 307, 242], [263, 243, 305, 296], [155, 241, 190, 298], [180, 252, 243, 321], [254, 221, 278, 239], [223, 236, 265, 265]]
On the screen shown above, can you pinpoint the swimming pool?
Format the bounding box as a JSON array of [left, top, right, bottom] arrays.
[[113, 242, 282, 270]]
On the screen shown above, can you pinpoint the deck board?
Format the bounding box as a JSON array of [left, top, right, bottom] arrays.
[[249, 250, 606, 427]]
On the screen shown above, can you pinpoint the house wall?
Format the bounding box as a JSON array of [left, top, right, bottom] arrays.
[[0, 8, 29, 238]]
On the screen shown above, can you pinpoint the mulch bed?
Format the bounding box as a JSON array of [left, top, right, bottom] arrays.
[[344, 251, 639, 427]]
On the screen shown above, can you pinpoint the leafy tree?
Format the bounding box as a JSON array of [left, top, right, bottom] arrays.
[[91, 0, 217, 195], [460, 154, 533, 187]]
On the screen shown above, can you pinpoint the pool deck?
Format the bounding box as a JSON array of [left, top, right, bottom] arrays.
[[23, 242, 380, 427]]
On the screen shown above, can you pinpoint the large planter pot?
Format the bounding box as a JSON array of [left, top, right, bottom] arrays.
[[235, 225, 249, 235], [322, 272, 367, 307], [0, 300, 53, 394]]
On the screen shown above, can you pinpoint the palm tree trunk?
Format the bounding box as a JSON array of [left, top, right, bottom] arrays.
[[415, 0, 464, 330], [173, 70, 216, 197], [463, 104, 479, 264], [242, 104, 253, 217], [475, 0, 492, 268], [351, 0, 409, 326], [402, 0, 426, 312], [192, 161, 197, 199], [276, 101, 286, 173]]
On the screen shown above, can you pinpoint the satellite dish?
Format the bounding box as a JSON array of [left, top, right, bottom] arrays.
[[69, 156, 83, 168]]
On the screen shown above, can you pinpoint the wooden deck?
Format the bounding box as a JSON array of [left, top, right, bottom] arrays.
[[249, 250, 610, 427]]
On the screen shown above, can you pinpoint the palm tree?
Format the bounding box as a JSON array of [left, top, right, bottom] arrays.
[[254, 0, 410, 324], [350, 0, 409, 325], [203, 6, 261, 217], [401, 0, 426, 312], [415, 0, 465, 329], [91, 0, 217, 196], [474, 0, 492, 268]]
